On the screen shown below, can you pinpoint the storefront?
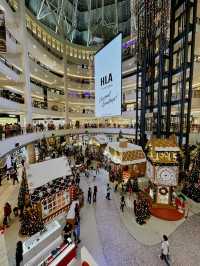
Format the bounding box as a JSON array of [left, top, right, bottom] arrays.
[[23, 220, 76, 266]]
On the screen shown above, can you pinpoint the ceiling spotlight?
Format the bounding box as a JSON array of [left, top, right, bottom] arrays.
[[33, 45, 36, 49]]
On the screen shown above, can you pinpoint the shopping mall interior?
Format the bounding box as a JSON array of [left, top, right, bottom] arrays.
[[0, 0, 200, 265]]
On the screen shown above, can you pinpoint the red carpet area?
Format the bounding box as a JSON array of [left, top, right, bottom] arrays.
[[151, 207, 184, 221]]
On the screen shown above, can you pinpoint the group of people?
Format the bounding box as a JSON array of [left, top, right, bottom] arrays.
[[0, 123, 22, 139], [87, 185, 98, 204]]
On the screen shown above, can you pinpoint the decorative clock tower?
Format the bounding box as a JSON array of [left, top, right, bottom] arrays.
[[146, 135, 180, 206]]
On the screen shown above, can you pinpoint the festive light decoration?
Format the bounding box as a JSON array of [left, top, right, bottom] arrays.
[[182, 145, 200, 202]]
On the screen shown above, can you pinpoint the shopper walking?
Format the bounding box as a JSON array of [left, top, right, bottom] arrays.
[[120, 195, 126, 212], [73, 216, 81, 245], [16, 241, 23, 266], [75, 175, 80, 187], [93, 171, 96, 181], [11, 168, 19, 185], [160, 235, 170, 266], [3, 202, 12, 227], [74, 203, 80, 223], [106, 184, 111, 200], [93, 185, 98, 203], [87, 187, 92, 204], [63, 222, 73, 244]]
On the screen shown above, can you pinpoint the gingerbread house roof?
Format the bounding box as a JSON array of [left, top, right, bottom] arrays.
[[147, 135, 180, 152]]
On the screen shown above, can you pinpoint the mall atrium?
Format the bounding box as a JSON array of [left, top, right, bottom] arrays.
[[0, 0, 200, 265]]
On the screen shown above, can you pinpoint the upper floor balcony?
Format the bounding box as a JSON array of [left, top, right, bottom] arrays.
[[0, 95, 25, 112], [67, 65, 93, 80], [4, 29, 21, 55], [25, 9, 95, 62], [67, 79, 93, 92], [0, 54, 22, 82]]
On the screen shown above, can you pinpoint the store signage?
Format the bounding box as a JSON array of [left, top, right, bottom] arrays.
[[100, 73, 112, 86], [95, 33, 122, 117]]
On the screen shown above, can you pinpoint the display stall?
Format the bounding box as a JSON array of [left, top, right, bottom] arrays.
[[39, 242, 76, 266], [104, 139, 146, 182], [26, 157, 73, 223], [146, 136, 183, 220], [23, 220, 76, 266]]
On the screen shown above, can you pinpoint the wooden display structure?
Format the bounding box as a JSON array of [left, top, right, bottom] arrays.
[[104, 139, 146, 181], [146, 136, 180, 207], [27, 157, 75, 223], [31, 180, 71, 223]]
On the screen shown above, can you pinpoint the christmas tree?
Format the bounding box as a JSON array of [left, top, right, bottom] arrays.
[[182, 145, 200, 202], [18, 168, 29, 215], [19, 206, 44, 236]]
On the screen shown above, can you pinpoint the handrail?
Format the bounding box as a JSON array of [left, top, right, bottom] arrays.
[[29, 54, 63, 77], [6, 28, 19, 44], [0, 54, 22, 74]]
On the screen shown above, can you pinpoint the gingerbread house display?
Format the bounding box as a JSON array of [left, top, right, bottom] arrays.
[[26, 157, 74, 223], [104, 139, 146, 181], [146, 136, 180, 206]]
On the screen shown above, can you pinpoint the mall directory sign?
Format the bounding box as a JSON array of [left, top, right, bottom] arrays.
[[95, 33, 122, 117]]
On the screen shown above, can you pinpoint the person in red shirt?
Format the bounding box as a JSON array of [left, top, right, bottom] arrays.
[[4, 202, 12, 226]]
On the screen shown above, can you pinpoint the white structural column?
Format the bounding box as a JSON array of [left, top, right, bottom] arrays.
[[27, 143, 36, 164], [19, 0, 32, 124], [63, 41, 69, 125]]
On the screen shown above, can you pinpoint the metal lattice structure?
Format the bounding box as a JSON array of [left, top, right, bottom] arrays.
[[26, 0, 131, 46], [135, 0, 197, 169]]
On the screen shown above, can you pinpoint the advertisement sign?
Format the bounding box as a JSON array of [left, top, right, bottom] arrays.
[[95, 33, 122, 117]]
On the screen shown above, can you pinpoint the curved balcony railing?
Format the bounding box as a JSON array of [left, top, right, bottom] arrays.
[[26, 11, 94, 61], [5, 0, 17, 12], [0, 54, 22, 75], [0, 127, 135, 158], [0, 89, 24, 104], [6, 29, 19, 45]]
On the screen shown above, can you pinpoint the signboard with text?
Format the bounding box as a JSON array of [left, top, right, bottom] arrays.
[[95, 33, 122, 117]]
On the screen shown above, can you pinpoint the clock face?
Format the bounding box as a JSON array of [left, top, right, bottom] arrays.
[[156, 166, 178, 186]]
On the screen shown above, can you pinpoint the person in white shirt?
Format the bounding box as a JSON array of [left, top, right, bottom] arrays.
[[161, 235, 170, 265]]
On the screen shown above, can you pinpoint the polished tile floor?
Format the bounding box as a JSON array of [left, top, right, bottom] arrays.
[[1, 167, 200, 265]]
